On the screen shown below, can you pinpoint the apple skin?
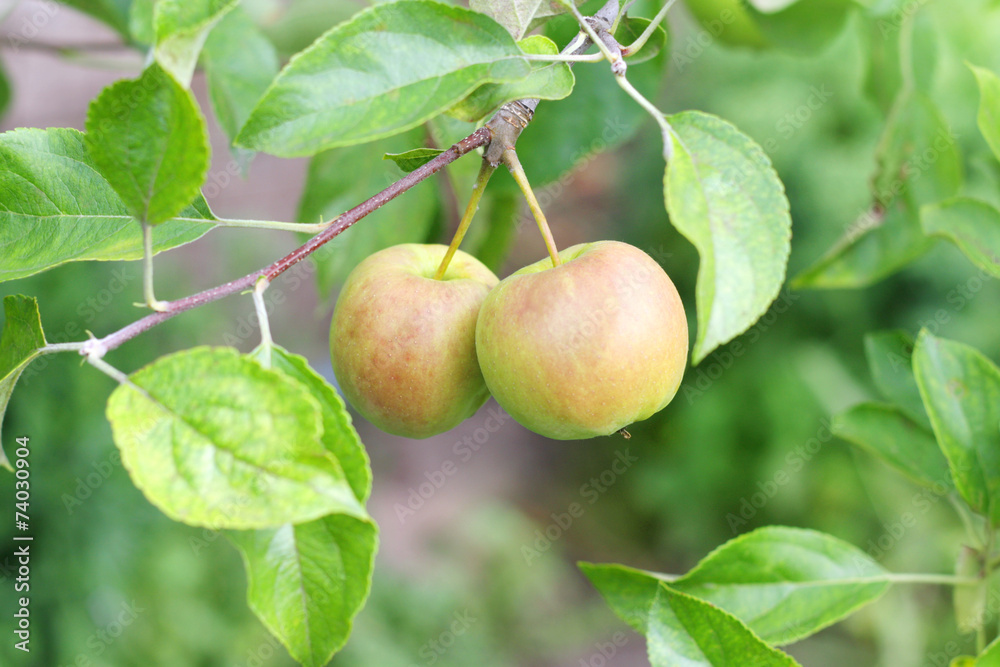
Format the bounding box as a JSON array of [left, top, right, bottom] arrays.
[[475, 241, 688, 440], [330, 244, 499, 438]]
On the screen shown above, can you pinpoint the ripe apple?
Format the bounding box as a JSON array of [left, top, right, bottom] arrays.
[[475, 241, 688, 440], [330, 244, 499, 438]]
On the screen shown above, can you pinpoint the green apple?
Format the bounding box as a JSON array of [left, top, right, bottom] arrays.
[[475, 241, 688, 440], [330, 244, 499, 438]]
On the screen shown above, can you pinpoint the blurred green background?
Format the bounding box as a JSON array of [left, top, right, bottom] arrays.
[[2, 0, 1000, 665]]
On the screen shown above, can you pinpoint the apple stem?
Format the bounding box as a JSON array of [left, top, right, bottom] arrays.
[[433, 161, 496, 280], [503, 149, 562, 268]]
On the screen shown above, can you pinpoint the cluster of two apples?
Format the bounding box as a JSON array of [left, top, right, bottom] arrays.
[[330, 241, 689, 441]]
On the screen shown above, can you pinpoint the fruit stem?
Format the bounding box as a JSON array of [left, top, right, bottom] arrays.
[[433, 161, 496, 280], [503, 149, 562, 268]]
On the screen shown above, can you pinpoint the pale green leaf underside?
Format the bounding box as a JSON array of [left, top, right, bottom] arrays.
[[106, 347, 367, 529], [921, 198, 1000, 278], [236, 0, 532, 157], [230, 515, 377, 667], [0, 127, 214, 283], [85, 64, 210, 226], [382, 148, 445, 173], [913, 332, 1000, 524], [154, 0, 239, 86], [448, 34, 573, 123], [665, 111, 791, 364], [832, 402, 951, 491], [0, 295, 46, 471], [864, 329, 930, 429]]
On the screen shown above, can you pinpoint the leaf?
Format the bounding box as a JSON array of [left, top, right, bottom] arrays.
[[129, 0, 156, 44], [470, 0, 579, 39], [259, 346, 371, 502], [153, 0, 239, 86], [202, 8, 280, 168], [447, 35, 573, 123], [236, 0, 532, 157], [646, 586, 801, 667], [832, 403, 951, 491], [791, 203, 933, 289], [617, 16, 668, 65], [58, 0, 132, 36], [582, 564, 800, 666], [670, 526, 890, 645], [864, 329, 930, 428], [230, 515, 377, 667], [873, 92, 962, 212], [664, 111, 791, 364], [0, 57, 10, 120], [105, 347, 367, 529], [0, 127, 214, 283], [981, 636, 1000, 666], [85, 64, 210, 226], [862, 9, 937, 115], [297, 130, 439, 292], [382, 148, 446, 173], [921, 198, 1000, 278], [913, 332, 1000, 524], [970, 65, 1000, 163], [0, 296, 46, 471]]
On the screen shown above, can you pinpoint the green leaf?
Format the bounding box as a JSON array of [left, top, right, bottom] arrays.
[[85, 64, 210, 226], [582, 564, 800, 666], [153, 0, 239, 86], [230, 515, 377, 667], [864, 329, 930, 428], [0, 127, 214, 283], [105, 347, 367, 529], [646, 586, 800, 667], [970, 65, 1000, 163], [913, 332, 1000, 524], [202, 8, 280, 167], [58, 0, 132, 36], [617, 16, 668, 65], [447, 35, 573, 123], [297, 130, 439, 292], [470, 0, 580, 40], [0, 58, 10, 120], [236, 0, 532, 157], [791, 203, 933, 289], [129, 0, 156, 44], [832, 403, 951, 490], [670, 526, 890, 645], [382, 148, 446, 173], [862, 9, 937, 115], [664, 111, 791, 364], [0, 296, 46, 471], [873, 92, 962, 211], [980, 636, 1000, 665], [921, 198, 1000, 278], [259, 345, 371, 503]]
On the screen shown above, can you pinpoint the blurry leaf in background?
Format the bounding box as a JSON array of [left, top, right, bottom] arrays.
[[0, 57, 10, 119], [202, 7, 280, 168], [106, 347, 368, 529], [914, 331, 1000, 524], [0, 295, 46, 470], [832, 403, 951, 490], [447, 35, 574, 123], [970, 64, 1000, 162], [664, 111, 791, 364], [257, 0, 358, 57], [862, 8, 937, 115], [58, 0, 132, 37], [864, 329, 931, 428], [297, 129, 439, 293], [85, 64, 210, 226], [680, 0, 767, 49], [153, 0, 239, 86], [0, 127, 215, 283], [922, 198, 1000, 278], [128, 0, 155, 44], [236, 1, 532, 157], [749, 0, 857, 55]]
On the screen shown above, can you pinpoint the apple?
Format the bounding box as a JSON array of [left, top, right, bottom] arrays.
[[475, 241, 688, 440], [330, 244, 499, 438]]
